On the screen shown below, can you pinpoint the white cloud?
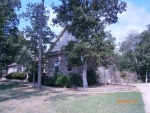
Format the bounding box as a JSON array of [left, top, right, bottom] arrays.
[[47, 1, 150, 44], [107, 1, 150, 44]]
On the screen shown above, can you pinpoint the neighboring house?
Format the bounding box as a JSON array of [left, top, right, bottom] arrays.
[[7, 63, 25, 74], [45, 28, 118, 84]]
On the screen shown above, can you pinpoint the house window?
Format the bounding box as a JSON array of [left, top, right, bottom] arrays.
[[67, 64, 72, 71], [54, 58, 60, 73]]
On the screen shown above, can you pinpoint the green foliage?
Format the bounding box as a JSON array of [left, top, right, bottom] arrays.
[[119, 27, 150, 82], [55, 75, 71, 88], [12, 72, 26, 80], [0, 0, 22, 69], [26, 61, 38, 83], [52, 0, 126, 87], [5, 72, 26, 80], [41, 75, 55, 86], [41, 73, 83, 88], [118, 54, 135, 72], [5, 73, 13, 79], [28, 73, 38, 83], [69, 73, 83, 87], [87, 70, 98, 85], [21, 2, 56, 57]]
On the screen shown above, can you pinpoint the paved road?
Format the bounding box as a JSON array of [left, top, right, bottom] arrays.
[[132, 83, 150, 113]]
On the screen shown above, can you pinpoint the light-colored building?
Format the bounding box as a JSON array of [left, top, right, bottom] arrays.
[[7, 63, 24, 74]]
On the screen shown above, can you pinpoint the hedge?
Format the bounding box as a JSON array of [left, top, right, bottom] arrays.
[[41, 70, 98, 88], [5, 72, 26, 80], [41, 73, 82, 88]]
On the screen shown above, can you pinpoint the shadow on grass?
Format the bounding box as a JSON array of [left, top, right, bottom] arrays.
[[0, 83, 56, 102], [0, 83, 87, 103], [0, 84, 19, 90], [0, 82, 90, 104], [45, 93, 88, 102]]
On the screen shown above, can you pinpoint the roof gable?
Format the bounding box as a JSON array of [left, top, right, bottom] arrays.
[[47, 27, 76, 53]]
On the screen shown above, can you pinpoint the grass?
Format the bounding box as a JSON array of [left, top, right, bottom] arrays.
[[0, 83, 145, 113]]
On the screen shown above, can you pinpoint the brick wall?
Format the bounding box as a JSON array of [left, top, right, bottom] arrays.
[[46, 54, 82, 76]]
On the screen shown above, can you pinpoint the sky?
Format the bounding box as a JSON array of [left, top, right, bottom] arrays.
[[18, 0, 150, 44]]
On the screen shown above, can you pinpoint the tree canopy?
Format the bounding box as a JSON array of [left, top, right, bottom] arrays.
[[0, 0, 21, 70], [52, 0, 127, 87], [119, 26, 150, 83]]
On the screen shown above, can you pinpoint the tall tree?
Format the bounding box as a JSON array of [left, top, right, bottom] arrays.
[[136, 26, 150, 83], [119, 28, 150, 83], [52, 0, 126, 88], [21, 1, 55, 89], [15, 32, 32, 68], [0, 0, 21, 75], [119, 31, 140, 72]]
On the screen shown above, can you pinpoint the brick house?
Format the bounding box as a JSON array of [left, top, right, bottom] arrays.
[[44, 27, 83, 76], [44, 28, 118, 84]]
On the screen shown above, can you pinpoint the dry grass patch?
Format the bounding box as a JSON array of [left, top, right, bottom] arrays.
[[0, 83, 145, 113]]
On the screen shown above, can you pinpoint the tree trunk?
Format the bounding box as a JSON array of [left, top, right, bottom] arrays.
[[33, 62, 35, 86], [82, 62, 88, 88], [146, 69, 148, 83], [38, 0, 44, 89], [127, 78, 129, 86], [0, 67, 2, 77], [132, 48, 141, 82]]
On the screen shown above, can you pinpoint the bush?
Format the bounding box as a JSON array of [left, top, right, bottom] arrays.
[[5, 73, 13, 79], [41, 75, 55, 86], [41, 73, 65, 87], [69, 73, 83, 87], [55, 74, 71, 88], [5, 72, 26, 80], [12, 72, 26, 80], [28, 72, 38, 82], [87, 70, 98, 85], [41, 73, 82, 88]]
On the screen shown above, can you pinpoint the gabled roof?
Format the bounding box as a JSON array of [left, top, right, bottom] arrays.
[[46, 27, 77, 53], [45, 27, 117, 64], [7, 63, 18, 67], [46, 27, 67, 53]]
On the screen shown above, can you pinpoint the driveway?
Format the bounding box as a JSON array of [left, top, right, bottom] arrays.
[[132, 83, 150, 113]]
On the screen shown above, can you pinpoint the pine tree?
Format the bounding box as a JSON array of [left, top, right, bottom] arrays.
[[21, 1, 55, 89], [0, 0, 21, 75]]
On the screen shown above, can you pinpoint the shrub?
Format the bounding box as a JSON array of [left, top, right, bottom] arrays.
[[5, 73, 13, 79], [12, 72, 26, 80], [41, 73, 83, 88], [5, 72, 26, 80], [69, 73, 83, 87], [55, 74, 71, 88], [28, 72, 38, 82], [87, 70, 98, 85], [41, 73, 65, 87], [41, 75, 55, 86]]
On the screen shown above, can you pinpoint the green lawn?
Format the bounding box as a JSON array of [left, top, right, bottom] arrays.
[[0, 83, 145, 113]]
